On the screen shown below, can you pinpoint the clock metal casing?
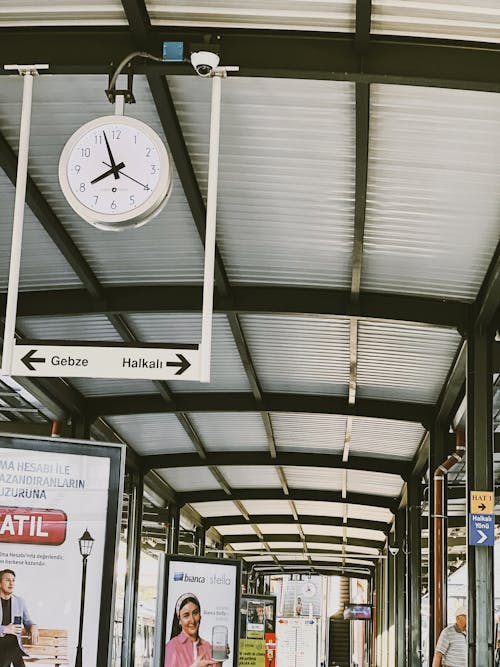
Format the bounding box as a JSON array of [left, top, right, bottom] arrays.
[[58, 114, 172, 231]]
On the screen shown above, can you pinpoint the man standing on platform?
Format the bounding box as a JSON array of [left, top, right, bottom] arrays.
[[432, 606, 467, 667], [0, 569, 39, 667]]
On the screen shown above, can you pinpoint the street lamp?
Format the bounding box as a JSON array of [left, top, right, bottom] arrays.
[[75, 529, 94, 667]]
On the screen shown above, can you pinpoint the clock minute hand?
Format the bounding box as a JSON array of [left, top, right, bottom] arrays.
[[102, 130, 121, 180], [91, 162, 125, 185]]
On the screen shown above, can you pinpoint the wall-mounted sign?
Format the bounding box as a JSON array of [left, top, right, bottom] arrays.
[[470, 490, 494, 514], [157, 555, 241, 667], [0, 434, 124, 666], [239, 594, 277, 667]]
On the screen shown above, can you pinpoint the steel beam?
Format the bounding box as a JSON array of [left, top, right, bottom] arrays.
[[204, 514, 390, 533], [223, 533, 382, 549], [177, 487, 398, 511], [142, 451, 408, 478], [9, 286, 470, 329], [3, 30, 500, 91], [85, 391, 432, 423]]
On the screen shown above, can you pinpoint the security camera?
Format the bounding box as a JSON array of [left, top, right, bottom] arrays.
[[190, 51, 220, 77], [388, 546, 399, 556]]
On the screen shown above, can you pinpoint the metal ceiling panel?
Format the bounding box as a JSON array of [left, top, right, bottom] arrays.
[[18, 314, 122, 341], [0, 170, 82, 290], [372, 1, 500, 43], [256, 523, 300, 535], [159, 466, 220, 491], [302, 523, 385, 541], [357, 320, 461, 404], [282, 466, 343, 491], [218, 466, 282, 489], [242, 500, 292, 515], [187, 412, 268, 451], [271, 412, 347, 454], [347, 469, 402, 497], [106, 413, 197, 454], [72, 378, 157, 397], [242, 555, 273, 562], [345, 504, 393, 523], [168, 76, 355, 289], [230, 542, 265, 551], [349, 416, 425, 460], [294, 501, 346, 517], [190, 500, 242, 517], [364, 84, 500, 301], [149, 1, 355, 32], [240, 314, 350, 395], [307, 542, 379, 555], [0, 74, 204, 286], [126, 313, 251, 393], [0, 1, 126, 26], [216, 524, 257, 536]]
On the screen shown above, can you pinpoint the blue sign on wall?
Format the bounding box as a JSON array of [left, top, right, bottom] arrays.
[[469, 513, 494, 546]]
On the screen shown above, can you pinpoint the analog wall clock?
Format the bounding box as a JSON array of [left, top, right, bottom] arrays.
[[58, 115, 172, 231]]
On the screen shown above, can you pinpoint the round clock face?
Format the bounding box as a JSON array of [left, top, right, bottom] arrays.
[[302, 582, 316, 597], [59, 115, 172, 231]]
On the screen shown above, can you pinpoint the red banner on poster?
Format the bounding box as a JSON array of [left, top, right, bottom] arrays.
[[0, 506, 67, 545]]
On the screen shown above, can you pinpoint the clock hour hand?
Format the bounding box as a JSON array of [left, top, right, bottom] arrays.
[[102, 130, 121, 179], [102, 161, 150, 190], [91, 162, 125, 185]]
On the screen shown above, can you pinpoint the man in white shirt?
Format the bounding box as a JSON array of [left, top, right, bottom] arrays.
[[432, 606, 467, 667]]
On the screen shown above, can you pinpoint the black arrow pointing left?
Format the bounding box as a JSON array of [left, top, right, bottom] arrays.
[[21, 349, 46, 371], [166, 353, 191, 376]]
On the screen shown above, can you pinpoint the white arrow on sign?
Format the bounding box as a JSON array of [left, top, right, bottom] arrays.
[[11, 343, 200, 381], [477, 530, 488, 544]]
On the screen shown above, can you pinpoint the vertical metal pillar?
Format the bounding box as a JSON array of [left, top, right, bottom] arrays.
[[196, 525, 206, 556], [167, 503, 181, 554], [395, 509, 406, 667], [121, 470, 143, 667], [407, 478, 422, 667], [382, 551, 390, 667], [428, 423, 448, 664], [466, 326, 494, 667], [71, 416, 91, 440], [387, 536, 396, 667]]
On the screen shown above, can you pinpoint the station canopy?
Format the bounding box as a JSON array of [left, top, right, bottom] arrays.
[[0, 0, 499, 578]]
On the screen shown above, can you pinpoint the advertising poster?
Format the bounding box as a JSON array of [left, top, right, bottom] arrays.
[[160, 555, 241, 667], [239, 594, 276, 667], [276, 618, 318, 667], [0, 435, 124, 667], [271, 575, 323, 618]]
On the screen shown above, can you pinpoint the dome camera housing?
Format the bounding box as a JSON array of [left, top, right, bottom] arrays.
[[190, 51, 220, 77]]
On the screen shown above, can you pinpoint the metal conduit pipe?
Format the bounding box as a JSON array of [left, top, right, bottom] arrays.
[[433, 429, 465, 646]]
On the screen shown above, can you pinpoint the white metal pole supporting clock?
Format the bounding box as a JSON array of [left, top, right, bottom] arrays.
[[1, 52, 239, 385]]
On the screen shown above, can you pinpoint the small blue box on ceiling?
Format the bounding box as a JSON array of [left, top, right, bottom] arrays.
[[163, 41, 184, 62]]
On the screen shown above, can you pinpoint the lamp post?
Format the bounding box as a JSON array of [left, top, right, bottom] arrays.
[[75, 529, 94, 667]]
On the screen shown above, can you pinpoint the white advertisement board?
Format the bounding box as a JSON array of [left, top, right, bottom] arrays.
[[276, 618, 318, 667], [160, 555, 241, 667], [0, 435, 124, 666]]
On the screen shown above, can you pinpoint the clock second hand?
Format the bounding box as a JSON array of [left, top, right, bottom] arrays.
[[101, 161, 150, 190]]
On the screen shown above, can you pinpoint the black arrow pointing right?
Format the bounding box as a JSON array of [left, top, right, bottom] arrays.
[[478, 502, 486, 511], [21, 349, 46, 371], [167, 353, 191, 376]]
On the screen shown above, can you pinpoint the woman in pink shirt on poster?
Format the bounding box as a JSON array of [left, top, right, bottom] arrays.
[[165, 593, 226, 667]]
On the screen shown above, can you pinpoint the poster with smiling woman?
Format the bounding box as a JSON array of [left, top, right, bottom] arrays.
[[158, 555, 241, 667]]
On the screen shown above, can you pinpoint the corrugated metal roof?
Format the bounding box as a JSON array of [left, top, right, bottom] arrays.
[[364, 84, 500, 301], [294, 500, 347, 517], [230, 542, 266, 551], [168, 76, 355, 289], [149, 0, 356, 32], [188, 412, 269, 451], [0, 0, 126, 26], [371, 1, 500, 43], [72, 378, 157, 397], [283, 466, 343, 491], [218, 465, 282, 488], [357, 320, 461, 404], [241, 500, 291, 515], [18, 314, 122, 341], [271, 412, 347, 454], [0, 170, 82, 290], [240, 314, 350, 394], [106, 413, 197, 454], [256, 523, 300, 535], [126, 313, 251, 393], [349, 416, 425, 460], [307, 542, 379, 555], [301, 523, 385, 541], [190, 500, 242, 517], [0, 74, 204, 286], [215, 524, 257, 536], [159, 466, 220, 491], [347, 469, 402, 497], [345, 504, 393, 523]]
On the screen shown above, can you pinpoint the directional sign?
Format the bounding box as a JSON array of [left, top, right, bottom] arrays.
[[470, 490, 494, 514], [469, 513, 494, 547], [11, 343, 200, 381]]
